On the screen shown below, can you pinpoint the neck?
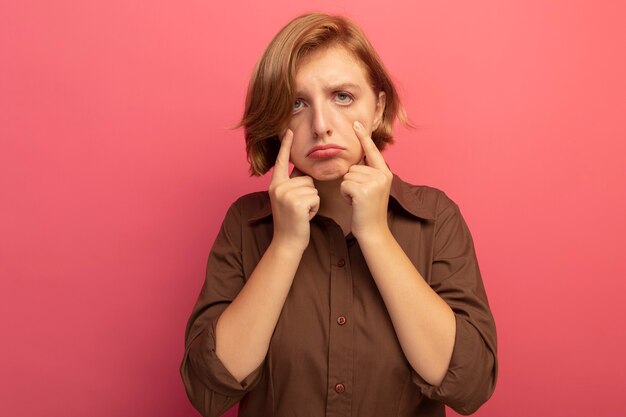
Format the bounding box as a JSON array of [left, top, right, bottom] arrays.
[[314, 177, 352, 220]]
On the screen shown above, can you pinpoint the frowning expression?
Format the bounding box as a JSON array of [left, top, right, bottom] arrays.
[[287, 44, 386, 181]]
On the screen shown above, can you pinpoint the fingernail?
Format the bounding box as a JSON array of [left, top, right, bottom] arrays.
[[354, 121, 363, 130]]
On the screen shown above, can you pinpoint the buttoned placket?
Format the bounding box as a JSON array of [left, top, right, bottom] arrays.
[[318, 217, 354, 417]]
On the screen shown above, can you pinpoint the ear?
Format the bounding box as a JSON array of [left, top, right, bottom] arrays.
[[372, 91, 386, 132]]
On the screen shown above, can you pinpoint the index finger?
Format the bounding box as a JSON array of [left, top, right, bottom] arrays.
[[272, 129, 293, 182], [353, 120, 386, 169]]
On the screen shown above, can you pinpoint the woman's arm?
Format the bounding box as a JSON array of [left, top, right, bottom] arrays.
[[342, 122, 456, 385], [215, 241, 303, 382], [216, 129, 319, 382], [357, 231, 456, 386], [343, 122, 497, 413], [342, 122, 454, 385]]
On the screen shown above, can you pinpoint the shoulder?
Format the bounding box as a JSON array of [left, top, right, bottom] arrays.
[[390, 173, 459, 220], [232, 190, 269, 208], [228, 190, 271, 222]]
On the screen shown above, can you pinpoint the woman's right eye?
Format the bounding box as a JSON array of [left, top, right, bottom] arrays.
[[293, 99, 304, 112]]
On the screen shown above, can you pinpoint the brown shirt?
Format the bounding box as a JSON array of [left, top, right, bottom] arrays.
[[180, 173, 498, 417]]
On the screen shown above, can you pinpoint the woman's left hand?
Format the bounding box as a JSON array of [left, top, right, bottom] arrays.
[[341, 120, 393, 240]]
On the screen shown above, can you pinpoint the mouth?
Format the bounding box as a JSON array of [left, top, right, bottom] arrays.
[[307, 144, 345, 159]]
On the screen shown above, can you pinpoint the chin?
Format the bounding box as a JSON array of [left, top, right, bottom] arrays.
[[312, 172, 344, 182], [307, 164, 350, 182]]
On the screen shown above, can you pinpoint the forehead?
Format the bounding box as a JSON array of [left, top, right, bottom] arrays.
[[294, 45, 372, 88]]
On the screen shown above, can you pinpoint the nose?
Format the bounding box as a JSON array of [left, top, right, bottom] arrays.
[[311, 103, 333, 138]]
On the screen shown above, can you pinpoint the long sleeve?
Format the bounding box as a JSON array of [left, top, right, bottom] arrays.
[[410, 194, 498, 415], [180, 202, 265, 417]]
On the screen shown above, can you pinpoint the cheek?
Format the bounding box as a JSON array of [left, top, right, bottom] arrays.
[[288, 127, 308, 161], [343, 103, 375, 126], [287, 117, 305, 137], [287, 117, 303, 133], [289, 115, 314, 138], [338, 108, 375, 141]]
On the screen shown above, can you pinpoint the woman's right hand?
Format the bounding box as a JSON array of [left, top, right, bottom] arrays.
[[268, 129, 320, 253]]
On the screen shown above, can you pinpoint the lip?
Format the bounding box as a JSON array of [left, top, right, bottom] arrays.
[[307, 144, 345, 159]]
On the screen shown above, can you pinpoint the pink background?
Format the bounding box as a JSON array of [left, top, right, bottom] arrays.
[[2, 1, 625, 416]]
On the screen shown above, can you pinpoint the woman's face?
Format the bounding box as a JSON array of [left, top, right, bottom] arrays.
[[286, 45, 386, 181]]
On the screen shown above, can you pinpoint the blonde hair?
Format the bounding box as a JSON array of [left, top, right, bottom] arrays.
[[241, 12, 407, 176]]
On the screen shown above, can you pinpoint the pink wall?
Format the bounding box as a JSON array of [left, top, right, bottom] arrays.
[[2, 1, 625, 416]]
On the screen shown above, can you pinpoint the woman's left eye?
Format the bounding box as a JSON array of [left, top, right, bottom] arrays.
[[335, 92, 353, 104]]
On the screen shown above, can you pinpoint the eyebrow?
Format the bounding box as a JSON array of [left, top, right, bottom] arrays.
[[295, 82, 362, 96]]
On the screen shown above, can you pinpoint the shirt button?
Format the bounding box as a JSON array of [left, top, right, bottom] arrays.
[[337, 316, 347, 325], [335, 383, 345, 393], [337, 258, 346, 267]]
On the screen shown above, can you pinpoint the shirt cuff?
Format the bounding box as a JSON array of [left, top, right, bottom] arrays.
[[410, 315, 497, 415]]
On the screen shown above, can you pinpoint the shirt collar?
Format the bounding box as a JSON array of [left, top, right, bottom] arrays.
[[248, 172, 435, 223], [388, 173, 436, 220]]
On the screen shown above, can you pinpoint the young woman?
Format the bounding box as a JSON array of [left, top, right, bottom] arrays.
[[181, 13, 497, 417]]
